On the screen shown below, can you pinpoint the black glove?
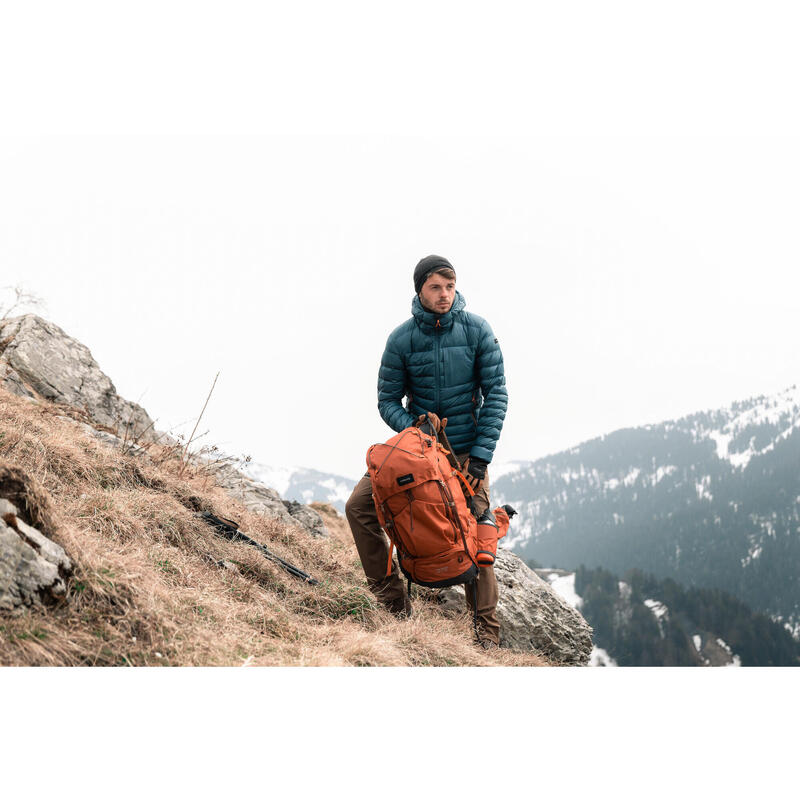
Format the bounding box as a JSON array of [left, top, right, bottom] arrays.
[[466, 457, 488, 481]]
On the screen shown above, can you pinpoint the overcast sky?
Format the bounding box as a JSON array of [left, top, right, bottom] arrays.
[[3, 3, 799, 480], [4, 133, 799, 478]]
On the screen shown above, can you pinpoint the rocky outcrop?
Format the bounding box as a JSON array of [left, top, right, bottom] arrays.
[[208, 462, 329, 538], [0, 314, 328, 539], [437, 549, 593, 665], [0, 464, 72, 613], [282, 501, 328, 539], [0, 314, 157, 443]]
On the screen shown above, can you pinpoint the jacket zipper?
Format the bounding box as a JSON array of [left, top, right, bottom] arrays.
[[434, 320, 441, 415]]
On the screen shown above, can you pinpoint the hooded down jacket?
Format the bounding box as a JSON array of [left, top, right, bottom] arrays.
[[377, 291, 508, 463]]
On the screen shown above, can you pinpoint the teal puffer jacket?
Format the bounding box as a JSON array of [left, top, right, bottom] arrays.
[[377, 291, 508, 463]]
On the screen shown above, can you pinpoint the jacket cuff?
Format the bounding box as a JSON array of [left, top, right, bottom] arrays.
[[400, 411, 416, 430], [469, 445, 494, 464]]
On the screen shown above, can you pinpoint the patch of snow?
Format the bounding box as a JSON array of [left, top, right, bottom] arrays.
[[695, 476, 713, 501], [741, 542, 763, 568], [589, 647, 617, 667], [618, 581, 631, 601], [783, 619, 800, 640], [652, 465, 677, 485], [623, 467, 641, 487], [692, 635, 702, 652], [729, 447, 756, 470], [549, 573, 583, 610], [644, 598, 668, 620], [709, 430, 732, 461], [644, 598, 669, 637], [716, 637, 742, 667]]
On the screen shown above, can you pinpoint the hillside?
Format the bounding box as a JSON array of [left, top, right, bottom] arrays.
[[494, 385, 800, 635], [0, 386, 549, 666]]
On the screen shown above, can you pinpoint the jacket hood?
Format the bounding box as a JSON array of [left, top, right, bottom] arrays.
[[411, 290, 466, 333]]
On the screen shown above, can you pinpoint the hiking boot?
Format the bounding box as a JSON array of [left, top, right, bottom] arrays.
[[479, 639, 499, 651], [387, 596, 413, 619]]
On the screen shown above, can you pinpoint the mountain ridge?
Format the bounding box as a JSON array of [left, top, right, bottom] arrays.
[[492, 383, 800, 636]]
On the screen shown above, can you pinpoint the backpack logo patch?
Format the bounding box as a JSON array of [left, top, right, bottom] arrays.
[[396, 473, 414, 486]]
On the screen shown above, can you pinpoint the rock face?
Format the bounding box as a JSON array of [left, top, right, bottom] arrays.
[[0, 314, 157, 442], [438, 549, 593, 665], [209, 462, 329, 538], [282, 500, 328, 539], [0, 464, 73, 613], [0, 314, 328, 539]]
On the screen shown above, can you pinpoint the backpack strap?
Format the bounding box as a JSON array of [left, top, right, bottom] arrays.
[[454, 468, 475, 498], [385, 539, 395, 577], [437, 425, 461, 472]]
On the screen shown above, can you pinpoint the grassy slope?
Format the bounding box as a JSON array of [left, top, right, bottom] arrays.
[[0, 388, 545, 666]]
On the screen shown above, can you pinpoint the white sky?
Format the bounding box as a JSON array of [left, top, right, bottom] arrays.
[[3, 3, 800, 480]]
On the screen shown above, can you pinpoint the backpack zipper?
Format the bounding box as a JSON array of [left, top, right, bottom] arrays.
[[437, 480, 461, 545]]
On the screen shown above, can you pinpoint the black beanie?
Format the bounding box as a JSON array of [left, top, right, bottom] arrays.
[[414, 255, 455, 294]]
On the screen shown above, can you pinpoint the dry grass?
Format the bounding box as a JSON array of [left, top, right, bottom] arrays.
[[0, 388, 547, 667]]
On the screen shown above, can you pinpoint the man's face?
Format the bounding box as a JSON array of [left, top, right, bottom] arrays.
[[419, 273, 456, 314]]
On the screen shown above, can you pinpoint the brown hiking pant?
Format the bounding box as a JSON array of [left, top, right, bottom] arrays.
[[345, 453, 500, 645]]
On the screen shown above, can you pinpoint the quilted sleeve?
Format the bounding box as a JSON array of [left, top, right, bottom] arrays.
[[470, 320, 508, 463], [377, 331, 416, 432]]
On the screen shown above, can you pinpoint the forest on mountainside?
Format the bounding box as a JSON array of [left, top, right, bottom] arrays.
[[574, 565, 800, 667]]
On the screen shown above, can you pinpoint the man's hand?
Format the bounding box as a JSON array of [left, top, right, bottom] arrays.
[[414, 413, 447, 432], [461, 456, 488, 494]]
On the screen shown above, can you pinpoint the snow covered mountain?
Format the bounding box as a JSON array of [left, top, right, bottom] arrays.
[[242, 463, 356, 513], [493, 384, 800, 636]]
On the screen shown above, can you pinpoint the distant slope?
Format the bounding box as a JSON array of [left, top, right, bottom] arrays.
[[244, 463, 356, 513], [494, 385, 800, 634], [541, 565, 800, 667]]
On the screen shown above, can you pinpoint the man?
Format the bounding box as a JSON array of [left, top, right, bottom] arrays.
[[345, 255, 508, 648]]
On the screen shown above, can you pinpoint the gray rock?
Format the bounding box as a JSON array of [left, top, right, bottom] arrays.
[[75, 421, 153, 460], [0, 314, 158, 443], [0, 361, 35, 399], [438, 548, 593, 665], [282, 500, 329, 538], [0, 498, 73, 613], [208, 462, 329, 539]]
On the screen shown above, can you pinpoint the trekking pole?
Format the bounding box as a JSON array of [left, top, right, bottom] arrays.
[[197, 512, 319, 585]]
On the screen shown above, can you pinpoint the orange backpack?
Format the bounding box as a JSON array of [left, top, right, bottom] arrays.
[[366, 421, 515, 594]]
